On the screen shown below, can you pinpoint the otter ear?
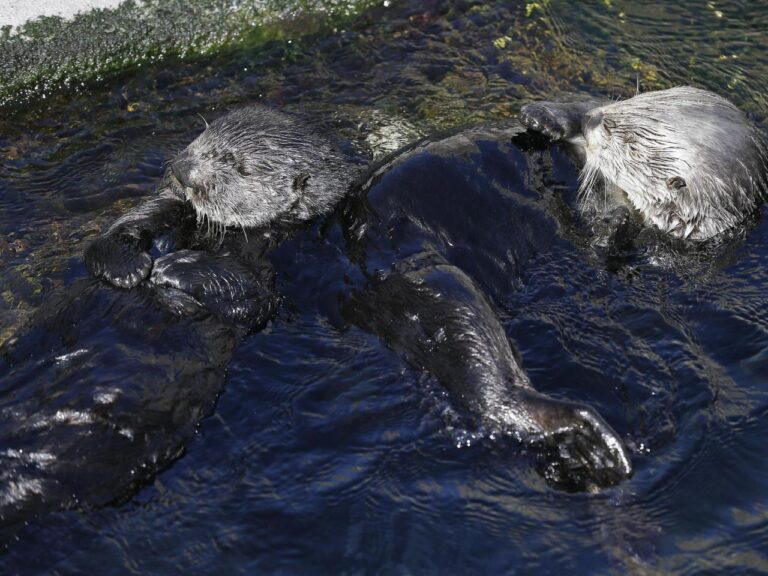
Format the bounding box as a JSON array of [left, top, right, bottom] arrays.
[[293, 173, 311, 192], [666, 176, 687, 191]]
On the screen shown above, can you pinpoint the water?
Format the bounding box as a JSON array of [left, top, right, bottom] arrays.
[[2, 0, 768, 573]]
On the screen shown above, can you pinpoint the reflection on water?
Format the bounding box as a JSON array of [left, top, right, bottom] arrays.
[[1, 0, 768, 573]]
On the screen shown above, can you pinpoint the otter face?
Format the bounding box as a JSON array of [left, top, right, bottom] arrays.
[[581, 100, 690, 221], [580, 87, 768, 239], [168, 105, 350, 232]]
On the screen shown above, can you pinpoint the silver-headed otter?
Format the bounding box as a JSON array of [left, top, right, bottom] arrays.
[[169, 106, 350, 231], [521, 86, 768, 241]]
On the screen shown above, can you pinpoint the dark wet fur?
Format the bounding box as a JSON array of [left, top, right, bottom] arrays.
[[1, 235, 275, 530], [339, 130, 632, 491], [1, 108, 636, 530]]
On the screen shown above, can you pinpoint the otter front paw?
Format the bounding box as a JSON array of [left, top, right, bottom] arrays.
[[591, 205, 642, 255], [520, 102, 578, 141], [85, 233, 152, 289], [150, 250, 276, 329], [519, 392, 632, 491]]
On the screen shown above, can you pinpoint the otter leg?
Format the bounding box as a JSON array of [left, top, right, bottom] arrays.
[[85, 188, 193, 289], [344, 257, 632, 491], [149, 249, 277, 330], [520, 99, 608, 142]]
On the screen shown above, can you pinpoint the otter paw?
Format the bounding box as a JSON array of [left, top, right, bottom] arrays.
[[529, 403, 632, 492], [516, 391, 632, 491], [520, 102, 574, 141], [149, 250, 277, 329], [591, 206, 641, 255], [85, 233, 152, 289]]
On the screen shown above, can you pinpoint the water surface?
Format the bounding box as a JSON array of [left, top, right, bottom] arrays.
[[1, 0, 768, 573]]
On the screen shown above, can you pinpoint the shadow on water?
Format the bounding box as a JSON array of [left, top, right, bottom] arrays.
[[1, 0, 768, 573]]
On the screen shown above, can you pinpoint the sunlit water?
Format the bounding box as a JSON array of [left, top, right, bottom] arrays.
[[1, 0, 768, 573]]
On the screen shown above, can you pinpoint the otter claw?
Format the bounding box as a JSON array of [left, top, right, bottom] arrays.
[[149, 250, 277, 329], [85, 233, 153, 289]]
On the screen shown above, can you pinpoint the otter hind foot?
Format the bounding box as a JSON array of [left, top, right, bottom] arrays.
[[519, 392, 632, 491], [85, 233, 153, 289]]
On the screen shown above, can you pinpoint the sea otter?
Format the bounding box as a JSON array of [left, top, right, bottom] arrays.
[[520, 86, 768, 241], [86, 107, 633, 490], [0, 105, 636, 529]]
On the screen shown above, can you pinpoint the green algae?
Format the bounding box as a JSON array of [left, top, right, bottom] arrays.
[[0, 0, 381, 108]]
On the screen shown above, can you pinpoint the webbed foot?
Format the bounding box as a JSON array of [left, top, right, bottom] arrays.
[[85, 232, 152, 289], [518, 390, 632, 491]]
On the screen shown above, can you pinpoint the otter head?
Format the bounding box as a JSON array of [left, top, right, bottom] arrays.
[[579, 86, 768, 240], [169, 105, 350, 231]]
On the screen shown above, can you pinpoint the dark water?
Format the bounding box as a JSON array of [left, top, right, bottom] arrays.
[[2, 0, 768, 573]]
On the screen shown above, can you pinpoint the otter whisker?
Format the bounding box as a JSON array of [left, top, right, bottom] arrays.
[[229, 204, 249, 242], [568, 86, 768, 239]]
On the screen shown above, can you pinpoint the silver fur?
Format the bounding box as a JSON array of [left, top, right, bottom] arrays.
[[168, 105, 351, 233], [579, 87, 768, 240]]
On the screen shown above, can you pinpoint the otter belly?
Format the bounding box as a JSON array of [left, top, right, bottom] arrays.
[[0, 251, 275, 528], [273, 125, 633, 491], [352, 127, 576, 301]]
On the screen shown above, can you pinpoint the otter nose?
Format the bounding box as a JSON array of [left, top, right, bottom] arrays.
[[583, 111, 604, 135], [172, 158, 197, 189]]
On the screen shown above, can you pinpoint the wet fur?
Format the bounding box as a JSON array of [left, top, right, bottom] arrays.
[[168, 111, 632, 489], [523, 86, 768, 240], [1, 106, 645, 528], [168, 106, 351, 232]]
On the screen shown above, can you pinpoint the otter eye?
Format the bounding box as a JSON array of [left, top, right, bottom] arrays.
[[666, 176, 687, 191], [293, 173, 311, 191], [221, 152, 236, 164]]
